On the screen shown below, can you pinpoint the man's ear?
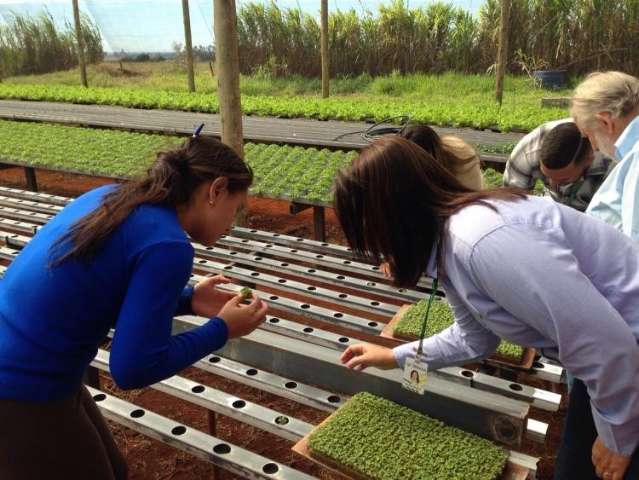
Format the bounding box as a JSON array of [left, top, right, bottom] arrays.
[[594, 112, 614, 135], [208, 177, 229, 205]]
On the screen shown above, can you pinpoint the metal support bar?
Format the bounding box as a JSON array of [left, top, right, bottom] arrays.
[[0, 205, 51, 224], [313, 206, 325, 242], [91, 350, 312, 442], [0, 195, 62, 214], [289, 202, 311, 215], [216, 234, 436, 291], [530, 357, 565, 384], [194, 242, 423, 303], [0, 207, 425, 305], [193, 255, 399, 317], [214, 329, 530, 447], [0, 186, 70, 206], [24, 167, 38, 192], [86, 387, 315, 480], [194, 352, 347, 413], [525, 419, 548, 444], [0, 218, 39, 235], [233, 226, 352, 258], [211, 282, 383, 336]]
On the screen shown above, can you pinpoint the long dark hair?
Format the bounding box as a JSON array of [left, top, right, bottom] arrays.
[[334, 136, 524, 287], [51, 135, 252, 265]]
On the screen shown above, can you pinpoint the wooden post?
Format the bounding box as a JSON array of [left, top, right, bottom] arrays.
[[495, 0, 511, 105], [72, 0, 88, 88], [213, 0, 244, 159], [320, 0, 329, 98], [182, 0, 196, 92], [214, 0, 246, 225]]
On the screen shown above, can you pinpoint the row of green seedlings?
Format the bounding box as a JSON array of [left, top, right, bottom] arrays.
[[392, 298, 524, 361], [0, 119, 511, 203], [308, 392, 508, 480], [0, 82, 566, 132]]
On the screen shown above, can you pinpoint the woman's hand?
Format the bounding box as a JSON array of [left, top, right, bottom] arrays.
[[191, 275, 235, 318], [340, 344, 398, 371], [592, 436, 631, 480], [218, 293, 268, 338]]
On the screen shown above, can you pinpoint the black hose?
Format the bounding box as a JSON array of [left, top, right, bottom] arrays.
[[332, 115, 411, 143]]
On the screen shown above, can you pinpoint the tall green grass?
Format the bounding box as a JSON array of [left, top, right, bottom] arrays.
[[237, 0, 639, 77], [0, 11, 102, 78]]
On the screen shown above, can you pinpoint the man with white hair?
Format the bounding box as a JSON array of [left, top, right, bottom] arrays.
[[572, 71, 639, 239], [565, 71, 639, 480]]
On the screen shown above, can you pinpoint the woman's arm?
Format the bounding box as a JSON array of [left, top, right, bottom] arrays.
[[470, 224, 639, 457], [109, 241, 229, 389], [393, 288, 501, 370]]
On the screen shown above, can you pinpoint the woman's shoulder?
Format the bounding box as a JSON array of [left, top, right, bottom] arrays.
[[123, 202, 190, 248]]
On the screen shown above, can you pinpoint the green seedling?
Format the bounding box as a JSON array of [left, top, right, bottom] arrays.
[[393, 298, 524, 361], [308, 392, 508, 480], [240, 287, 253, 300]]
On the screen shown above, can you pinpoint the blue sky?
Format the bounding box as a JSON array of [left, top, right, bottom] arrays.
[[0, 0, 482, 53]]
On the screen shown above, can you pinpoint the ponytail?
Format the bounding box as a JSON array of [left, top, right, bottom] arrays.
[[51, 136, 252, 265]]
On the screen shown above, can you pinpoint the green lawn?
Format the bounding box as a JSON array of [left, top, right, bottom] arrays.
[[1, 62, 570, 132]]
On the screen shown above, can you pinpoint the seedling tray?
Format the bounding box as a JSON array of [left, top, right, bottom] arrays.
[[292, 393, 530, 480], [381, 305, 536, 370]]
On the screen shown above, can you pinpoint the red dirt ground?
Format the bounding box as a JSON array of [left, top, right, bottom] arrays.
[[0, 167, 563, 480]]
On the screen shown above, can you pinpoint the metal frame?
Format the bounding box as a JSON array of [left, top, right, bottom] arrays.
[[91, 350, 312, 442], [0, 186, 557, 459], [209, 328, 531, 447], [86, 387, 316, 480]]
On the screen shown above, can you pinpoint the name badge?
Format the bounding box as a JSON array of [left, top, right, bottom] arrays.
[[402, 355, 429, 395]]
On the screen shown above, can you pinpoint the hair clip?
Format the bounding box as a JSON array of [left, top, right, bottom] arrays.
[[193, 123, 205, 138]]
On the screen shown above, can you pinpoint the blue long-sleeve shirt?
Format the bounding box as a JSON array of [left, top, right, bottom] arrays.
[[0, 185, 228, 402], [394, 196, 639, 456]]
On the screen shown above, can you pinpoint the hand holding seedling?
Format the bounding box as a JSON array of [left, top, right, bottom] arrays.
[[218, 291, 268, 338], [592, 436, 630, 480], [191, 275, 235, 318], [340, 343, 398, 371]]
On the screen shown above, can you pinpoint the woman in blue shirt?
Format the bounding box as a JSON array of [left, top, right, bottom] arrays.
[[336, 137, 639, 480], [0, 135, 268, 479]]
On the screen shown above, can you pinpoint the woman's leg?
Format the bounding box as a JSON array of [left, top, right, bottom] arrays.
[[554, 378, 598, 480], [0, 389, 119, 480], [555, 378, 639, 480], [80, 386, 128, 480]]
